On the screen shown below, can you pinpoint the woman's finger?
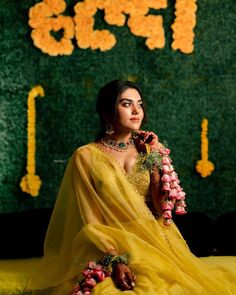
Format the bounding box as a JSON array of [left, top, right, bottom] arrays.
[[119, 280, 132, 290], [126, 271, 135, 289]]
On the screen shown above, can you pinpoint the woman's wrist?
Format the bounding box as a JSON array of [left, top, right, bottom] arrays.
[[107, 248, 117, 256], [110, 253, 129, 268], [100, 251, 129, 270]]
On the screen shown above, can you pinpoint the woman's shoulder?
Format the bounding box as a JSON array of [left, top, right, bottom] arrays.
[[74, 142, 96, 155], [72, 142, 104, 161]]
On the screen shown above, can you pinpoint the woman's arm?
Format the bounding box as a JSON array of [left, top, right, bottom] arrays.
[[72, 148, 136, 290]]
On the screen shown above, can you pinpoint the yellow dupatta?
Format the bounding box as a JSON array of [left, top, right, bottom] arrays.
[[27, 143, 236, 295]]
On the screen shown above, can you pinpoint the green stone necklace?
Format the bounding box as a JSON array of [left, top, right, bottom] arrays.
[[100, 135, 135, 152]]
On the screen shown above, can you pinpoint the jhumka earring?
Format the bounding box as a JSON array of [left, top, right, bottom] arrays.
[[105, 123, 114, 135]]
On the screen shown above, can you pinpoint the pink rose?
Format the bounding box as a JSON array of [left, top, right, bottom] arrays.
[[161, 201, 174, 210], [175, 206, 187, 215], [176, 185, 182, 192], [169, 189, 178, 199], [88, 261, 97, 269], [90, 269, 105, 282], [178, 200, 186, 207], [82, 269, 92, 277], [71, 289, 82, 295], [176, 191, 186, 200], [159, 148, 171, 156], [162, 165, 171, 173], [171, 171, 178, 177], [85, 278, 97, 288], [168, 165, 174, 172], [72, 283, 80, 292], [163, 210, 172, 219], [162, 182, 171, 191], [162, 156, 172, 165], [161, 174, 171, 182], [170, 181, 179, 189], [170, 174, 178, 181], [163, 218, 172, 226]]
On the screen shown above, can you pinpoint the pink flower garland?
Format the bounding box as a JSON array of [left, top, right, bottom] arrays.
[[158, 147, 187, 225], [134, 130, 187, 225], [71, 261, 111, 295]]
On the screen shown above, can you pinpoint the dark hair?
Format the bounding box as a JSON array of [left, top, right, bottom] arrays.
[[95, 80, 147, 140]]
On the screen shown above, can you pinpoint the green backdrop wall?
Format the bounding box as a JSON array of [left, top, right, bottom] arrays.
[[0, 0, 235, 218]]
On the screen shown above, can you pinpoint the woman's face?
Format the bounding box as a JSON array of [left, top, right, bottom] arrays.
[[113, 88, 144, 133]]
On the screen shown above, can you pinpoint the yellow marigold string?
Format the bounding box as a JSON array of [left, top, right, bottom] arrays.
[[20, 86, 45, 197], [29, 0, 74, 56], [196, 118, 215, 178], [171, 0, 197, 54]]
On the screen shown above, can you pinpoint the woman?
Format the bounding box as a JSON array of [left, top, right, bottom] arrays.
[[27, 80, 236, 294]]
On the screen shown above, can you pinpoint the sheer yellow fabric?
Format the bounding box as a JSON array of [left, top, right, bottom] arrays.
[[27, 143, 236, 294]]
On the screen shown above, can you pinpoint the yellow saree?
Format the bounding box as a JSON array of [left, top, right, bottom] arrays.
[[27, 143, 236, 294]]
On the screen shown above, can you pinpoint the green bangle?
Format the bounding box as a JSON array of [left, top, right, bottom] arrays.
[[100, 253, 129, 269], [100, 253, 113, 267], [111, 253, 129, 267]]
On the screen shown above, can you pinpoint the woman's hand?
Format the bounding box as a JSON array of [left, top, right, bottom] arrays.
[[112, 263, 136, 291], [134, 130, 159, 152]]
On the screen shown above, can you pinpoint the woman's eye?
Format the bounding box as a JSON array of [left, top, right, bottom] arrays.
[[122, 103, 131, 107]]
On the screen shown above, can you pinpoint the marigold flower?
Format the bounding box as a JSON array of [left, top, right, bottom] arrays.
[[196, 119, 215, 178], [29, 0, 75, 56], [20, 86, 44, 197], [171, 0, 197, 54]]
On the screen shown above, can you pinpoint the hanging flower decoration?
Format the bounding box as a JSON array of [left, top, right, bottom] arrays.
[[28, 0, 198, 55], [74, 0, 116, 51], [134, 131, 187, 226], [73, 0, 167, 51], [171, 0, 197, 54], [29, 0, 173, 54], [29, 0, 75, 56], [20, 86, 44, 197], [196, 118, 215, 178], [126, 0, 167, 50]]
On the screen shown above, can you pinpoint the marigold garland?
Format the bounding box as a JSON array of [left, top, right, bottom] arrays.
[[20, 86, 44, 197], [74, 0, 116, 52], [29, 0, 200, 54], [29, 0, 74, 56], [196, 118, 215, 178], [171, 0, 197, 54], [73, 0, 167, 51]]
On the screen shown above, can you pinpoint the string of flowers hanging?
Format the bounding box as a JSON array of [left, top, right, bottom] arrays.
[[196, 118, 215, 178], [20, 86, 44, 197], [134, 131, 187, 226], [171, 0, 198, 54]]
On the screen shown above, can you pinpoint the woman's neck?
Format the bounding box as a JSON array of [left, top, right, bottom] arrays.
[[110, 131, 132, 142]]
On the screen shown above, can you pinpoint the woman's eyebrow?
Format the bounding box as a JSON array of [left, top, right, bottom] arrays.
[[119, 98, 142, 102]]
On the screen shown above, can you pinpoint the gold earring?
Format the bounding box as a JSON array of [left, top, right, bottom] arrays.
[[105, 123, 114, 135]]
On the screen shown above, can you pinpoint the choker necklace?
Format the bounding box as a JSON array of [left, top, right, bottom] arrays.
[[100, 135, 135, 152]]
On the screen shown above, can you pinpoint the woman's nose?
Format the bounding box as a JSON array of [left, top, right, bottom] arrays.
[[132, 104, 139, 114]]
